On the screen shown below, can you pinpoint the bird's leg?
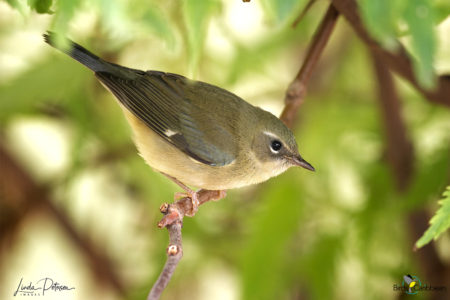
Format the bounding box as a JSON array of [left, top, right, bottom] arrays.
[[176, 189, 227, 217], [160, 172, 200, 216], [158, 189, 227, 228], [160, 172, 227, 217]]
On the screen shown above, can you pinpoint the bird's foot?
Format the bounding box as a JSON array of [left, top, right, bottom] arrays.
[[174, 189, 199, 217], [158, 189, 228, 228], [211, 190, 227, 201], [159, 172, 200, 216]]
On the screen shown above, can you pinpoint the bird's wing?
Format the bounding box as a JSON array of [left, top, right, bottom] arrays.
[[95, 71, 238, 166], [403, 276, 412, 284]]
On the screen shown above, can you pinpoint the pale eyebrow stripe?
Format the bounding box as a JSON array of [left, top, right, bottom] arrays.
[[262, 131, 280, 140]]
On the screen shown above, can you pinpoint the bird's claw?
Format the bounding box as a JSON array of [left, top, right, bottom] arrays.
[[174, 190, 199, 217]]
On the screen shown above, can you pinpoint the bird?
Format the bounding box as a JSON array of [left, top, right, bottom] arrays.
[[43, 32, 314, 215]]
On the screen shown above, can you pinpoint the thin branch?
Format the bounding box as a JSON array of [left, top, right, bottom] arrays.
[[369, 27, 449, 300], [371, 51, 414, 191], [147, 221, 182, 300], [331, 0, 450, 107], [292, 0, 317, 28], [280, 4, 339, 128], [147, 190, 225, 300]]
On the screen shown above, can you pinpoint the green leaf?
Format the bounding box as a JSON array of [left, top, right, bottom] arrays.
[[416, 186, 450, 249], [359, 0, 401, 50], [358, 0, 437, 88], [183, 0, 219, 76], [403, 0, 436, 89], [50, 0, 80, 45], [27, 0, 53, 14]]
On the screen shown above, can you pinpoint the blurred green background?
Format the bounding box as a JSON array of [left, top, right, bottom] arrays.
[[0, 0, 449, 300]]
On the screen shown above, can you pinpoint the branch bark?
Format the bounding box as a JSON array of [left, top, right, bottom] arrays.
[[331, 0, 450, 107], [147, 190, 225, 300], [280, 4, 339, 128], [369, 23, 449, 300], [147, 221, 182, 300], [371, 51, 414, 191]]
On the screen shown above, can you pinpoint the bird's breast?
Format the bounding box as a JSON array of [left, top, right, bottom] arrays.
[[122, 109, 289, 190]]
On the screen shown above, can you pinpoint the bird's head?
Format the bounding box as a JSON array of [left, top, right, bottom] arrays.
[[251, 110, 314, 175]]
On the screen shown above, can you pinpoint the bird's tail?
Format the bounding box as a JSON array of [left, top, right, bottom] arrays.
[[43, 32, 111, 73]]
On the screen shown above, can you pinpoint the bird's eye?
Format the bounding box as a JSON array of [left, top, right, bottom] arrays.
[[270, 140, 282, 152]]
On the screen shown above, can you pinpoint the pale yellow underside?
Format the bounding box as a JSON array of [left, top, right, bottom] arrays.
[[121, 109, 291, 190]]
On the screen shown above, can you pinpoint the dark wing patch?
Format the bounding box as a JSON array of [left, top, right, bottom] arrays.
[[95, 71, 236, 166]]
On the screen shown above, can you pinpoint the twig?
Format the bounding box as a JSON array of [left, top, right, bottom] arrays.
[[147, 221, 182, 300], [292, 0, 317, 28], [369, 25, 449, 300], [331, 0, 450, 107], [371, 51, 414, 191], [280, 4, 339, 128], [147, 190, 225, 300]]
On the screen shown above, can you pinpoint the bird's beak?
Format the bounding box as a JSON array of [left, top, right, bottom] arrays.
[[290, 155, 315, 171]]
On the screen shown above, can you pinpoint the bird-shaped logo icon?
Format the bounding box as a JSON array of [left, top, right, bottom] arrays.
[[403, 274, 420, 294]]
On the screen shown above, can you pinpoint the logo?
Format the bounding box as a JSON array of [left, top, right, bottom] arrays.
[[402, 274, 421, 295], [13, 277, 75, 297], [393, 274, 447, 295]]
